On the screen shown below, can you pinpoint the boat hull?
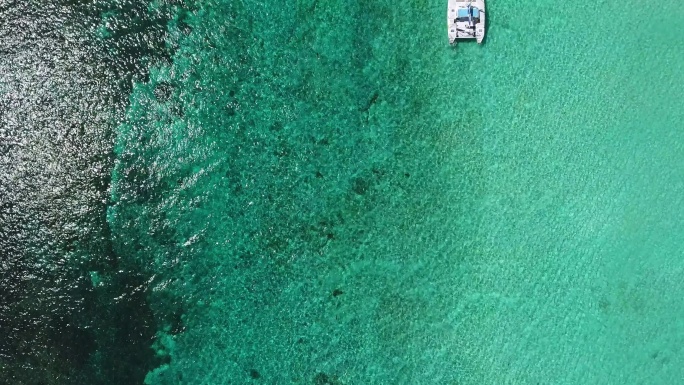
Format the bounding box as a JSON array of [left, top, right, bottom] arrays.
[[447, 0, 486, 45]]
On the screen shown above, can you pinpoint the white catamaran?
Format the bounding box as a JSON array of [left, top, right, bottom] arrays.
[[447, 0, 486, 45]]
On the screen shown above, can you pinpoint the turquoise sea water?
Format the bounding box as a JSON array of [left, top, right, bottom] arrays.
[[2, 0, 684, 384]]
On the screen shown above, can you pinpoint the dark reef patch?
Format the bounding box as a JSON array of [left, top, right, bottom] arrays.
[[313, 372, 344, 385], [249, 368, 261, 379]]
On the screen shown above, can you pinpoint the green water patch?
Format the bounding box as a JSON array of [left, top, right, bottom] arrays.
[[109, 0, 484, 383], [109, 0, 684, 384]]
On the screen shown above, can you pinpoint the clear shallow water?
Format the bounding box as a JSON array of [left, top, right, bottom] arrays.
[[2, 0, 684, 384]]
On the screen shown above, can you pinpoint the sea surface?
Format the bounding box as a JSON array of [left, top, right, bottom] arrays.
[[2, 0, 684, 384]]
